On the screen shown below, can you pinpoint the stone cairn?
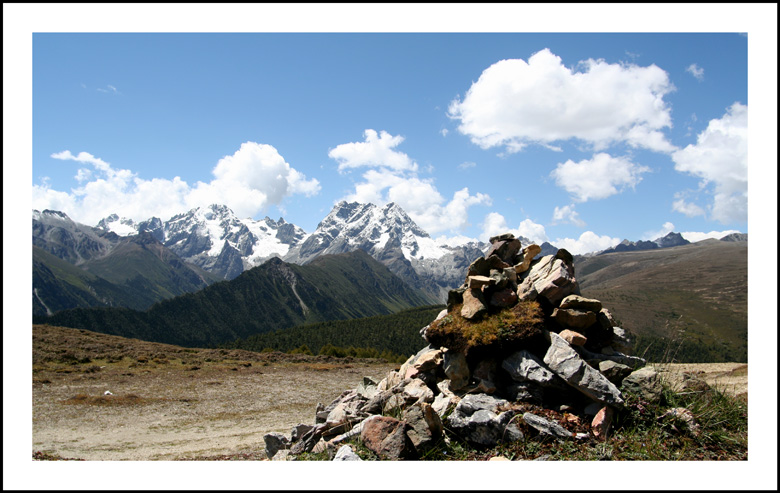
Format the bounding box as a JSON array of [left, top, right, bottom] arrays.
[[264, 233, 664, 461]]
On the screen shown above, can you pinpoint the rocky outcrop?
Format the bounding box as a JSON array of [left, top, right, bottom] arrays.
[[266, 233, 655, 460]]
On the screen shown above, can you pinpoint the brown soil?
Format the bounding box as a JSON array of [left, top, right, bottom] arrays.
[[32, 325, 395, 460]]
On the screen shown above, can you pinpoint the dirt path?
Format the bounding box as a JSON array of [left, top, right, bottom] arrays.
[[33, 361, 394, 460], [657, 362, 747, 398]]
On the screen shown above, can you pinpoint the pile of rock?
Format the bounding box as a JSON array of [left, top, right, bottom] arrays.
[[264, 233, 665, 461]]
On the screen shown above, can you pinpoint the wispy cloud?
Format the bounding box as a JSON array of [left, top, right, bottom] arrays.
[[458, 161, 476, 170], [97, 84, 120, 94], [552, 204, 586, 227], [686, 63, 704, 81]]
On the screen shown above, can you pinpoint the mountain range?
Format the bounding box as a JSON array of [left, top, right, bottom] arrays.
[[34, 249, 434, 347], [32, 202, 748, 362]]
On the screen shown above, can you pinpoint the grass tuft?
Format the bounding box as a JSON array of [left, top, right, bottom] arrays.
[[425, 300, 545, 354]]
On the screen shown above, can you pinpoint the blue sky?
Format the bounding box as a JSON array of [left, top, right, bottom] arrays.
[[24, 20, 766, 255]]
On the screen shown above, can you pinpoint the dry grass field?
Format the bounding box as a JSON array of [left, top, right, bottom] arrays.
[[32, 324, 394, 460]]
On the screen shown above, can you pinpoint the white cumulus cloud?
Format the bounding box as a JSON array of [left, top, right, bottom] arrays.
[[671, 102, 747, 224], [328, 129, 418, 173], [448, 48, 676, 153], [550, 153, 651, 202], [681, 230, 742, 243], [642, 221, 676, 241], [480, 212, 549, 245], [33, 142, 320, 225], [553, 231, 622, 255], [335, 131, 491, 235]]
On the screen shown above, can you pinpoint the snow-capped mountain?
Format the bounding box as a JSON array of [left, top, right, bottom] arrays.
[[33, 209, 117, 265], [96, 214, 139, 236], [283, 201, 489, 301], [96, 204, 309, 280]]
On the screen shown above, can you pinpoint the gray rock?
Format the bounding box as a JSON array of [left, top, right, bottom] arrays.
[[447, 404, 522, 448], [443, 350, 470, 390], [455, 393, 508, 416], [263, 431, 290, 459], [403, 402, 443, 451], [486, 238, 523, 264], [575, 345, 647, 369], [522, 412, 573, 439], [402, 377, 435, 404], [507, 381, 544, 403], [543, 332, 625, 407], [610, 326, 635, 355], [502, 350, 566, 389], [621, 366, 663, 403], [461, 288, 487, 319], [329, 416, 375, 446], [290, 423, 314, 443], [598, 360, 634, 385], [356, 376, 379, 399], [516, 255, 580, 306], [583, 402, 603, 416], [270, 449, 291, 461], [333, 444, 362, 461], [289, 423, 327, 454]]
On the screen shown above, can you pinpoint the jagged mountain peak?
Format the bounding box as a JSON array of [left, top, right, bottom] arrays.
[[654, 231, 690, 248], [33, 209, 74, 223]]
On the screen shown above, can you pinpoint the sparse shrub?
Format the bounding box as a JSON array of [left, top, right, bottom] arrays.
[[288, 344, 313, 356]]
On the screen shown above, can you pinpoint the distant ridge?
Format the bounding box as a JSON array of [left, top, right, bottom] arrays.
[[35, 250, 434, 347]]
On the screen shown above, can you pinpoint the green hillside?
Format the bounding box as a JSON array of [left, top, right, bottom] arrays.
[[576, 240, 747, 362], [34, 250, 434, 348], [222, 305, 445, 361], [33, 232, 220, 316], [33, 246, 144, 315]]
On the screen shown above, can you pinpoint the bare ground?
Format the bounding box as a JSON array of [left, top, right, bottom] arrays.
[[31, 325, 747, 461], [32, 325, 395, 460]]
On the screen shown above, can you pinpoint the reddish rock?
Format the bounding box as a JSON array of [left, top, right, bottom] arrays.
[[559, 329, 587, 346], [552, 307, 597, 329], [489, 287, 518, 308], [360, 416, 417, 460], [591, 406, 615, 439]]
